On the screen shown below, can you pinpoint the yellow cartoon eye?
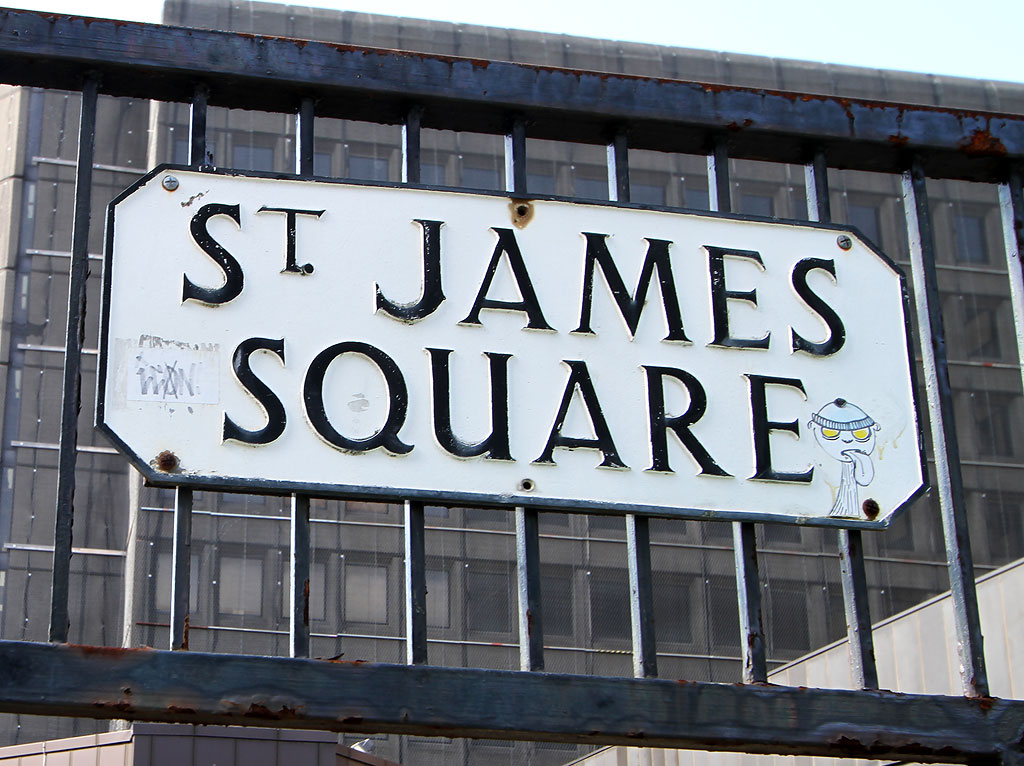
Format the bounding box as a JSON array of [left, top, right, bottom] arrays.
[[820, 428, 840, 440], [852, 428, 872, 441]]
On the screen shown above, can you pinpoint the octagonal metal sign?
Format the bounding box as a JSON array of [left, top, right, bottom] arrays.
[[98, 166, 926, 528]]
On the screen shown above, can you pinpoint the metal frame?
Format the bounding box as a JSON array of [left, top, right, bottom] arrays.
[[0, 7, 1022, 761]]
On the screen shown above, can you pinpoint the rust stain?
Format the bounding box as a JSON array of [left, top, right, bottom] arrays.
[[167, 705, 197, 714], [182, 613, 189, 651], [888, 135, 910, 148], [92, 700, 134, 713], [244, 703, 300, 720], [960, 128, 1007, 157]]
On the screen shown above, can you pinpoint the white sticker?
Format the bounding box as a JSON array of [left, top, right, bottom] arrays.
[[124, 335, 220, 404]]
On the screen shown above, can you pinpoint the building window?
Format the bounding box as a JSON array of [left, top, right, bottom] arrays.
[[684, 186, 710, 211], [344, 563, 389, 624], [231, 144, 275, 172], [313, 151, 332, 177], [975, 393, 1016, 457], [847, 202, 882, 245], [218, 556, 264, 616], [589, 570, 630, 641], [653, 575, 693, 644], [541, 573, 573, 637], [631, 182, 666, 206], [155, 551, 199, 613], [963, 300, 1001, 359], [461, 163, 501, 190], [527, 171, 556, 195], [709, 579, 740, 648], [767, 586, 810, 655], [739, 192, 773, 217], [573, 174, 608, 201], [421, 162, 446, 185], [953, 212, 988, 264], [426, 568, 450, 628], [465, 568, 512, 633], [984, 494, 1024, 563], [348, 154, 389, 181]]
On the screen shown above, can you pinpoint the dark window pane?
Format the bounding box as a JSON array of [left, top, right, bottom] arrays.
[[313, 151, 332, 176], [349, 155, 389, 181], [710, 579, 739, 647], [769, 587, 810, 654], [466, 569, 511, 632], [461, 165, 500, 190], [848, 202, 882, 245], [541, 574, 573, 637], [685, 187, 710, 211], [985, 494, 1024, 562], [963, 301, 1001, 359], [232, 144, 275, 172], [975, 393, 1016, 457], [527, 172, 556, 195], [954, 213, 988, 263], [589, 571, 629, 640], [173, 137, 189, 165], [740, 193, 773, 217], [574, 175, 608, 200], [421, 162, 446, 185], [653, 577, 692, 644], [631, 182, 666, 206]]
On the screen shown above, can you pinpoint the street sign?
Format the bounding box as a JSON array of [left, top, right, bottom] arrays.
[[98, 167, 925, 527]]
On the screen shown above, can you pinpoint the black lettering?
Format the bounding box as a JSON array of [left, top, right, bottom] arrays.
[[534, 360, 625, 468], [747, 374, 813, 483], [461, 227, 552, 330], [376, 219, 446, 321], [223, 337, 287, 445], [706, 245, 770, 350], [303, 341, 413, 455], [256, 206, 325, 275], [428, 348, 512, 460], [643, 366, 730, 476], [574, 233, 689, 341], [183, 203, 244, 305], [790, 258, 846, 356]]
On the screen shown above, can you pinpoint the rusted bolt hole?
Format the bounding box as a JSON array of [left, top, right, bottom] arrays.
[[862, 498, 880, 520], [518, 478, 535, 492], [156, 450, 179, 472], [516, 204, 529, 216]]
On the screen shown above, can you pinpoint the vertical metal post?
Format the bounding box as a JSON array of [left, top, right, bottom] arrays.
[[803, 149, 832, 224], [902, 158, 988, 698], [287, 97, 317, 659], [707, 135, 731, 214], [732, 521, 767, 683], [296, 97, 315, 177], [805, 147, 878, 690], [607, 127, 630, 203], [170, 488, 193, 650], [403, 106, 423, 184], [626, 515, 657, 678], [49, 74, 99, 643], [609, 129, 657, 676], [404, 500, 428, 665], [708, 135, 765, 682], [188, 84, 208, 168], [504, 116, 527, 195], [290, 494, 310, 658], [999, 167, 1024, 396], [168, 84, 210, 652], [515, 507, 544, 671]]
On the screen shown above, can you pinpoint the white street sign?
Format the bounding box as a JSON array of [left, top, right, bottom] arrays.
[[98, 167, 925, 527]]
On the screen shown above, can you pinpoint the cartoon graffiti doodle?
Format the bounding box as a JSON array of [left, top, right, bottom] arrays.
[[809, 398, 881, 519]]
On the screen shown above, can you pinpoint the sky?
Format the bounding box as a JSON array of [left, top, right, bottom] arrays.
[[4, 0, 1023, 85]]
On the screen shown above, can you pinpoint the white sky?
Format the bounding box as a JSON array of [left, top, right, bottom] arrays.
[[4, 0, 1023, 85]]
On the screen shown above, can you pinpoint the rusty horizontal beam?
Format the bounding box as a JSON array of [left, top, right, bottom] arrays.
[[0, 9, 1022, 181], [0, 641, 1022, 762]]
